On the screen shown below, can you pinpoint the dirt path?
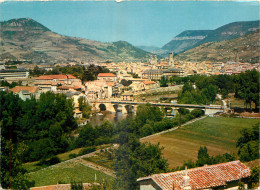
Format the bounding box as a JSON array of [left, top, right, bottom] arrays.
[[30, 144, 119, 177], [74, 158, 116, 177]]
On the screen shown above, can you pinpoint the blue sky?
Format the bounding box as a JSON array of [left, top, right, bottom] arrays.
[[0, 1, 259, 47]]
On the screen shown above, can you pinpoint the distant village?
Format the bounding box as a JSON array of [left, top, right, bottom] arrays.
[[0, 54, 259, 119]]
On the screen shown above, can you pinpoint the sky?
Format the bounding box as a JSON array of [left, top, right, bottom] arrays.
[[0, 1, 259, 47]]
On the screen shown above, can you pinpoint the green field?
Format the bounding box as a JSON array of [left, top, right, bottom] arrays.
[[142, 117, 259, 169], [28, 161, 114, 187]]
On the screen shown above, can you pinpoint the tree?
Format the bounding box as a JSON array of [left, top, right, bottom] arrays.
[[81, 64, 110, 83], [0, 138, 34, 189], [114, 137, 168, 190], [121, 79, 132, 87], [182, 82, 193, 93], [75, 124, 96, 148], [160, 76, 168, 87], [236, 124, 259, 162], [0, 91, 77, 162], [135, 104, 163, 127], [235, 70, 259, 109], [249, 166, 259, 188], [78, 96, 92, 118], [196, 146, 210, 166]]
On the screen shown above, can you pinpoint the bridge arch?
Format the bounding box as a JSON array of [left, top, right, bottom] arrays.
[[99, 103, 106, 111]]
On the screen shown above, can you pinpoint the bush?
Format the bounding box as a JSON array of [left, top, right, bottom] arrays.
[[178, 108, 190, 115], [36, 156, 60, 166], [190, 109, 204, 118], [139, 124, 154, 137], [78, 146, 96, 156], [250, 166, 260, 188], [69, 153, 77, 159], [71, 182, 84, 190]]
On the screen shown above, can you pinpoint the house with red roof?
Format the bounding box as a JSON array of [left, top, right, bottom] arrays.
[[9, 86, 40, 100], [97, 73, 117, 82], [142, 81, 159, 90], [35, 74, 82, 92], [137, 160, 251, 190], [85, 79, 115, 100], [35, 74, 77, 85]]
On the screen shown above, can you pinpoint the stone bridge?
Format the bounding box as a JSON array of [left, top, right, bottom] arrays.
[[90, 100, 224, 116]]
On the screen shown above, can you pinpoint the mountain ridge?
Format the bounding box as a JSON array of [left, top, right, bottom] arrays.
[[175, 29, 260, 63], [162, 30, 212, 54], [161, 20, 260, 56], [0, 18, 152, 63]]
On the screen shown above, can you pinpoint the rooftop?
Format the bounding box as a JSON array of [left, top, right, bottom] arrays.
[[10, 86, 38, 94], [143, 81, 156, 85], [137, 160, 251, 190], [36, 74, 76, 80], [142, 69, 163, 74], [97, 73, 117, 77]]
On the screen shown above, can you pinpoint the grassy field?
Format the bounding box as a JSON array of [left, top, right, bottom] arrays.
[[23, 145, 111, 173], [84, 152, 115, 170], [141, 117, 259, 169], [23, 147, 85, 173], [28, 161, 114, 187]]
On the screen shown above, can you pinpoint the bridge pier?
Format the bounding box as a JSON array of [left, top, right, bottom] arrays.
[[121, 106, 128, 114]]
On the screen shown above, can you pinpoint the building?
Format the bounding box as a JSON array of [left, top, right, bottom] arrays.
[[97, 73, 117, 82], [85, 79, 114, 100], [163, 68, 184, 78], [142, 69, 163, 80], [34, 81, 57, 92], [121, 91, 134, 101], [0, 62, 5, 70], [169, 52, 174, 67], [35, 74, 77, 85], [74, 109, 83, 118], [143, 81, 158, 90], [9, 86, 40, 100], [0, 68, 29, 79], [137, 160, 251, 190]]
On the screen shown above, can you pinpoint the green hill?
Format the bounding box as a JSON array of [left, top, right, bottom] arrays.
[[175, 29, 260, 63], [0, 18, 152, 63], [162, 30, 212, 54], [194, 20, 260, 47]]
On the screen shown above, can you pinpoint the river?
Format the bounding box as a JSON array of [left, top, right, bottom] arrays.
[[89, 111, 135, 126]]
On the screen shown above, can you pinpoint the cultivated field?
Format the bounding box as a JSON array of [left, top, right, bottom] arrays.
[[141, 117, 259, 169], [28, 161, 114, 187]]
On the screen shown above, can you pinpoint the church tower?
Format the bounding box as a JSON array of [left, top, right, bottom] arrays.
[[169, 52, 174, 68]]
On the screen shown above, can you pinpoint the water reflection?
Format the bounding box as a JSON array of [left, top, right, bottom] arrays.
[[89, 111, 134, 126]]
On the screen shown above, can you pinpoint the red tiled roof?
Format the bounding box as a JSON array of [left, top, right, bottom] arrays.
[[137, 160, 251, 190], [97, 73, 116, 77], [143, 81, 156, 85], [36, 75, 76, 80], [36, 75, 53, 80], [106, 82, 115, 86], [10, 86, 38, 94], [66, 74, 77, 79]]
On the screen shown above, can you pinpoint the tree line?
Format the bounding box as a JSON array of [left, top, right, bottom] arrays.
[[161, 70, 259, 109], [1, 90, 205, 189]]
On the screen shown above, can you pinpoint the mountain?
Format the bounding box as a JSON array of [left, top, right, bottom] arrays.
[[162, 21, 260, 56], [137, 45, 161, 53], [162, 30, 212, 54], [0, 18, 152, 63], [136, 45, 168, 57], [175, 29, 260, 63], [192, 20, 260, 49]]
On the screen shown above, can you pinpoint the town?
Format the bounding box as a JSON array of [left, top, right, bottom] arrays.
[[1, 1, 259, 190]]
